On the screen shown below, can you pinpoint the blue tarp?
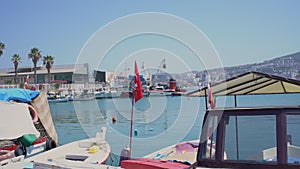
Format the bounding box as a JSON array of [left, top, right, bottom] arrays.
[[0, 88, 40, 103]]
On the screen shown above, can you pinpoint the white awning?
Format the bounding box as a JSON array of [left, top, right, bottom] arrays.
[[0, 101, 40, 140]]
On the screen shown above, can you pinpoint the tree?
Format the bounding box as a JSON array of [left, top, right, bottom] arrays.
[[28, 48, 42, 84], [43, 55, 54, 83], [0, 42, 5, 57], [11, 54, 21, 84]]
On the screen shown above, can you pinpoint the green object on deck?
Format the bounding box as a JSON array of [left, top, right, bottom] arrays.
[[20, 134, 37, 147]]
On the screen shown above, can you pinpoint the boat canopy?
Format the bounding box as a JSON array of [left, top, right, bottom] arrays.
[[187, 71, 300, 97], [0, 88, 40, 103]]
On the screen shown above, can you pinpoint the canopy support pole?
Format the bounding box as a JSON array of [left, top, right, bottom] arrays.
[[234, 95, 239, 160]]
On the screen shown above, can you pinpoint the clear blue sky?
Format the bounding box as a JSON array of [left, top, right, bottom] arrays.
[[1, 0, 300, 73]]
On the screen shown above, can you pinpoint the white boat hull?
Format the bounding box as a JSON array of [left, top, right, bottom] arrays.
[[25, 128, 112, 168]]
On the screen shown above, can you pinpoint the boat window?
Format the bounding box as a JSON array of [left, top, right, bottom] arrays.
[[200, 113, 220, 160], [287, 115, 300, 164], [224, 115, 276, 163]]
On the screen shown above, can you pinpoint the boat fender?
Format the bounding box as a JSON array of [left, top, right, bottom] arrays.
[[119, 146, 130, 166], [28, 104, 38, 123], [46, 138, 57, 151], [0, 150, 14, 161], [14, 145, 25, 157], [134, 129, 138, 136]]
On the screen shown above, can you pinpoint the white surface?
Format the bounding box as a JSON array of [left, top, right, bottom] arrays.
[[0, 101, 40, 140], [25, 135, 112, 168]]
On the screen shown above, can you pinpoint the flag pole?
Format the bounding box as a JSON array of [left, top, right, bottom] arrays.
[[129, 61, 143, 159], [129, 87, 135, 159]]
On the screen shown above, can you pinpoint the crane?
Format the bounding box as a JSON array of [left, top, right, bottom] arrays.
[[152, 58, 166, 86]]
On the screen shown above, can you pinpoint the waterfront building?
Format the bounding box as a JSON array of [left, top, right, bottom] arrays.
[[0, 63, 89, 85]]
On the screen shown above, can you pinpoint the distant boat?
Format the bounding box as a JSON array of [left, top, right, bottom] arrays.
[[71, 89, 95, 101], [103, 88, 121, 98], [72, 95, 95, 101], [48, 97, 69, 103], [94, 90, 105, 99], [47, 92, 69, 103]]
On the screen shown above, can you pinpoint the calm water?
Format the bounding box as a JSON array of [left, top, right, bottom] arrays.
[[49, 94, 300, 164]]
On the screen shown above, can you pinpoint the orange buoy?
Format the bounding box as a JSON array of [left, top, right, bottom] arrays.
[[112, 116, 117, 124]]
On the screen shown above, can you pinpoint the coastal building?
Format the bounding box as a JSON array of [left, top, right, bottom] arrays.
[[0, 63, 89, 85]]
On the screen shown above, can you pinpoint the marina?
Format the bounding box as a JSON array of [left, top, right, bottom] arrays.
[[1, 71, 300, 168], [1, 1, 300, 168]]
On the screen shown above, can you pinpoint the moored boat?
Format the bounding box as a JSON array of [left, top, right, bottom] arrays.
[[122, 71, 300, 169], [47, 92, 69, 103], [94, 90, 105, 99], [187, 71, 300, 169], [143, 140, 199, 165], [0, 89, 58, 165], [25, 127, 113, 168]]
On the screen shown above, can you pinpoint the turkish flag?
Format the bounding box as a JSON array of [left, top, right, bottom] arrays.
[[134, 61, 143, 102], [24, 75, 29, 89]]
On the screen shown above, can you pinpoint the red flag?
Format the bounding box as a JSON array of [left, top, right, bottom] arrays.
[[134, 61, 143, 102], [24, 75, 29, 89], [208, 83, 215, 109]]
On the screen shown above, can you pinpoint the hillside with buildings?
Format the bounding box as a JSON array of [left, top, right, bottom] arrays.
[[1, 52, 299, 91], [174, 51, 300, 88]]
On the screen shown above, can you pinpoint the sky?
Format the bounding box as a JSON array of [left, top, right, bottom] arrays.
[[1, 0, 300, 74]]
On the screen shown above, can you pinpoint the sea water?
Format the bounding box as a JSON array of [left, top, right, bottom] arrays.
[[49, 94, 300, 164]]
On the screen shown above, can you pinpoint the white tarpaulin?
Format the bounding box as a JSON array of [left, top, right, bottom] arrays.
[[0, 101, 40, 140]]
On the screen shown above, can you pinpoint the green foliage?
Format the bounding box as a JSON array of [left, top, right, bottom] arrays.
[[54, 83, 60, 89], [0, 42, 5, 56], [19, 82, 24, 88], [5, 79, 13, 84]]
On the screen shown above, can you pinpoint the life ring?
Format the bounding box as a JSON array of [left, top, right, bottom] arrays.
[[28, 104, 38, 123], [0, 150, 14, 162]]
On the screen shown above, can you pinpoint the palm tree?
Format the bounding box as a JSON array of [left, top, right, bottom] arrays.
[[28, 48, 42, 84], [11, 54, 21, 85], [43, 55, 54, 83], [0, 42, 5, 57]]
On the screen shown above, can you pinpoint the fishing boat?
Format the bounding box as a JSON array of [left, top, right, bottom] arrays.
[[24, 127, 113, 169], [0, 101, 49, 161], [104, 88, 122, 98], [147, 85, 172, 96], [121, 71, 300, 169], [47, 92, 69, 103], [94, 89, 105, 99], [186, 71, 300, 169], [0, 89, 117, 169], [72, 89, 95, 101], [0, 89, 59, 168]]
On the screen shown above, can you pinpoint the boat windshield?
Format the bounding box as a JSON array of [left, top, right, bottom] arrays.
[[224, 114, 277, 162], [197, 108, 300, 168]]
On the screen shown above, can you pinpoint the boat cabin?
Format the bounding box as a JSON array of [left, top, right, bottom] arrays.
[[187, 71, 300, 168], [194, 106, 300, 169]]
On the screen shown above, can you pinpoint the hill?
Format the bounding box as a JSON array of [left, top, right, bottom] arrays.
[[173, 52, 300, 87]]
